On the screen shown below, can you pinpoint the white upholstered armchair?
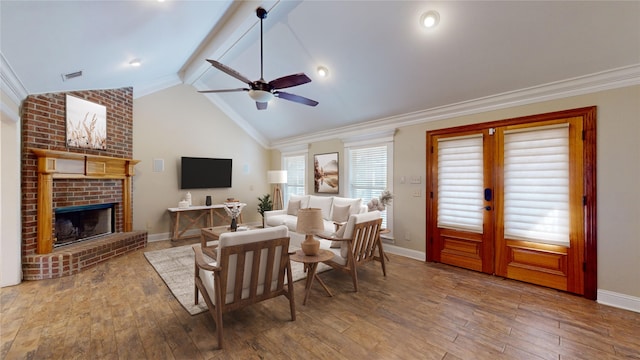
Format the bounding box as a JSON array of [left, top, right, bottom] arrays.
[[317, 210, 385, 292], [192, 225, 295, 349]]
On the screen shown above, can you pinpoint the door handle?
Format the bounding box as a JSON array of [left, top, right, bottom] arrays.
[[484, 188, 492, 202]]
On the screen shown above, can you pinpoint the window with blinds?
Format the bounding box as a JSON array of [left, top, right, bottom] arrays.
[[503, 124, 570, 246], [348, 144, 390, 228], [283, 154, 306, 205], [437, 135, 484, 233]]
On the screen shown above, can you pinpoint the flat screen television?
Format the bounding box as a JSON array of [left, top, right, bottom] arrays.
[[180, 157, 232, 189]]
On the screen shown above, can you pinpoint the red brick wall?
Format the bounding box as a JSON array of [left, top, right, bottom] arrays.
[[21, 88, 133, 258], [52, 179, 124, 231]]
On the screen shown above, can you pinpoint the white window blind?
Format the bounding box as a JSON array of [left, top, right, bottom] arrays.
[[349, 145, 389, 228], [503, 124, 570, 246], [437, 135, 484, 233], [283, 154, 305, 205]]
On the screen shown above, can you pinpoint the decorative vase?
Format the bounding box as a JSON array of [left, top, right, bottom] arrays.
[[301, 234, 320, 256], [230, 217, 237, 232]]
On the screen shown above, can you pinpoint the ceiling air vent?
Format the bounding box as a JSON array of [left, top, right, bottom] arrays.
[[61, 70, 83, 81]]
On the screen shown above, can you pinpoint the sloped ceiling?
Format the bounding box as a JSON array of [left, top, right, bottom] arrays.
[[2, 1, 639, 147]]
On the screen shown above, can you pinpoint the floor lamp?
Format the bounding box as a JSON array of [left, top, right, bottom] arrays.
[[267, 170, 287, 210]]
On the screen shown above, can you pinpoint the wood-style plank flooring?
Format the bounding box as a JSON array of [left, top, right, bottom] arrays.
[[2, 239, 639, 359]]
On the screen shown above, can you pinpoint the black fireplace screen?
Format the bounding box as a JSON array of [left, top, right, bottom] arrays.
[[54, 203, 115, 247]]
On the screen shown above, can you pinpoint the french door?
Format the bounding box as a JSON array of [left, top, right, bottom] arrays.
[[426, 107, 596, 298]]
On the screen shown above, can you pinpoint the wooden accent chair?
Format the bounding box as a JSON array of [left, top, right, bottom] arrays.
[[317, 210, 385, 292], [193, 225, 295, 349]]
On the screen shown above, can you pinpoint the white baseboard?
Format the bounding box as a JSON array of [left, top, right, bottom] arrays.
[[597, 289, 640, 313], [383, 244, 426, 261], [147, 232, 171, 242], [146, 229, 198, 243]]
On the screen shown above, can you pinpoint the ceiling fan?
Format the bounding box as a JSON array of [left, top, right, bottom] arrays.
[[199, 7, 318, 110]]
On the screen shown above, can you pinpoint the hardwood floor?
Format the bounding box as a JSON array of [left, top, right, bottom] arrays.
[[2, 239, 639, 359]]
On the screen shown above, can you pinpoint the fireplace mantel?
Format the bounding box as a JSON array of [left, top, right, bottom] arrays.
[[30, 148, 140, 254]]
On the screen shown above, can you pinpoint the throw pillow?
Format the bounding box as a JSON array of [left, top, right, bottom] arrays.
[[289, 194, 310, 208], [331, 204, 351, 223], [308, 195, 333, 220], [330, 219, 348, 248], [332, 197, 363, 215], [287, 200, 301, 216]]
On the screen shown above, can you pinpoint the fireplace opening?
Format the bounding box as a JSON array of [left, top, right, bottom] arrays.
[[54, 203, 116, 247]]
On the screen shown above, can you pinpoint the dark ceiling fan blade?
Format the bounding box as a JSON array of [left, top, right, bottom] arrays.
[[275, 91, 319, 107], [206, 59, 253, 86], [269, 73, 312, 90], [199, 8, 317, 112], [198, 88, 249, 94]]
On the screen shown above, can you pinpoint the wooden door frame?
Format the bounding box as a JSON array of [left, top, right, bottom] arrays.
[[426, 106, 597, 300]]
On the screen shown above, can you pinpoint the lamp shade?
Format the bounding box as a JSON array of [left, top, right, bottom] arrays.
[[296, 208, 325, 235], [267, 170, 288, 184]]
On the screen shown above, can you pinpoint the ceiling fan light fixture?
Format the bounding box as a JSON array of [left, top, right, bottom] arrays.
[[420, 10, 440, 29], [129, 58, 142, 67], [199, 7, 318, 108], [317, 66, 329, 77], [248, 89, 274, 103]]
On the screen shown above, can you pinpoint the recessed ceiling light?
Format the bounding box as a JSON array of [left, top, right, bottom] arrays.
[[129, 59, 141, 67], [420, 10, 440, 29], [317, 66, 329, 77]]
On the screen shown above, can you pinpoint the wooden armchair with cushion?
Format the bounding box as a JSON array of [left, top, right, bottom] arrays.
[[317, 210, 385, 292], [193, 225, 295, 349]]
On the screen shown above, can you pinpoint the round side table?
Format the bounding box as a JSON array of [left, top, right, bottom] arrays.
[[289, 249, 334, 305]]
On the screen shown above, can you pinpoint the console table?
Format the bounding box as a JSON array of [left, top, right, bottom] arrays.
[[167, 204, 245, 241]]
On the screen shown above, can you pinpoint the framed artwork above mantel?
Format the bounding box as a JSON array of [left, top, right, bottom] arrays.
[[66, 95, 107, 150], [314, 152, 339, 194]]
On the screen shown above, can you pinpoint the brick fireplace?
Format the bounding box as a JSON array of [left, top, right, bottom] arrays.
[[21, 88, 147, 280]]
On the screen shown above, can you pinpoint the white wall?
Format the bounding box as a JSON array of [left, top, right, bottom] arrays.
[[1, 88, 22, 286], [392, 85, 640, 301], [132, 84, 271, 239], [276, 85, 639, 310]]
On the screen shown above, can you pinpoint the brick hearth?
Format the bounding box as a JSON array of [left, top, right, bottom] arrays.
[[23, 231, 147, 280]]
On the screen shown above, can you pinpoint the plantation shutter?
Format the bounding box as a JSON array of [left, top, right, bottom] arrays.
[[437, 135, 484, 233], [349, 145, 388, 227], [503, 124, 570, 246]]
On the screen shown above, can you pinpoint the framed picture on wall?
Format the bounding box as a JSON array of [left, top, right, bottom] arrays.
[[314, 152, 339, 193], [66, 95, 107, 150]]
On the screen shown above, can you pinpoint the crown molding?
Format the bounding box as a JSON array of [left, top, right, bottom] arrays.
[[342, 129, 396, 148], [270, 64, 640, 151], [0, 52, 29, 104], [0, 98, 20, 123], [279, 144, 308, 155], [197, 87, 270, 149], [133, 74, 183, 99], [181, 0, 269, 86]]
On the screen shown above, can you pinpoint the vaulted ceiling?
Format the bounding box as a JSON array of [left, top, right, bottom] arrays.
[[2, 1, 639, 147]]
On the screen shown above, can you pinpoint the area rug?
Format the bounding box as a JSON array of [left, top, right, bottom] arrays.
[[144, 245, 330, 315]]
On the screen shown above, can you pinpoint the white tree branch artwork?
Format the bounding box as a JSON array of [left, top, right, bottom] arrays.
[[66, 95, 107, 150]]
